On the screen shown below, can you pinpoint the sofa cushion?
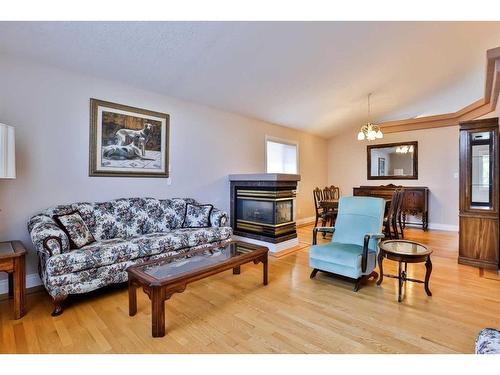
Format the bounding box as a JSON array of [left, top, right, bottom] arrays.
[[54, 211, 96, 249], [309, 242, 376, 268], [160, 198, 194, 229], [45, 226, 232, 276], [183, 203, 213, 228], [309, 242, 377, 279]]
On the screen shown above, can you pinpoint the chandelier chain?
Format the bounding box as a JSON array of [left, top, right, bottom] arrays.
[[367, 92, 371, 122], [357, 92, 383, 141]]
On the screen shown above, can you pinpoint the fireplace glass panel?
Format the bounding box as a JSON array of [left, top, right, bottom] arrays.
[[237, 198, 293, 225], [237, 199, 275, 225], [275, 200, 293, 224]]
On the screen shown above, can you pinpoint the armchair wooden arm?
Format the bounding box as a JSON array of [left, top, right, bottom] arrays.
[[312, 227, 335, 245], [361, 233, 385, 272]]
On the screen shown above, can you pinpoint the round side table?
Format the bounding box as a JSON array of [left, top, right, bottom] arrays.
[[377, 240, 433, 302]]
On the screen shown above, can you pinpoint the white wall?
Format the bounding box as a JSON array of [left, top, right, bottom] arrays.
[[328, 126, 460, 230], [0, 55, 328, 284]]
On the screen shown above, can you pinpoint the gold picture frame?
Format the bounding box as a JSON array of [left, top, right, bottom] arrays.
[[89, 98, 170, 178]]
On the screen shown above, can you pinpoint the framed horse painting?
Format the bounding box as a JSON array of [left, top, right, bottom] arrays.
[[89, 98, 169, 177]]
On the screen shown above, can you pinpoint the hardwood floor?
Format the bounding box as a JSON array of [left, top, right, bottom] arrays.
[[1, 224, 499, 353]]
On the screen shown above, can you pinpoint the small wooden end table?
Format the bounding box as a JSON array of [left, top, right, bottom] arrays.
[[377, 240, 432, 302], [127, 241, 268, 337], [0, 241, 26, 319]]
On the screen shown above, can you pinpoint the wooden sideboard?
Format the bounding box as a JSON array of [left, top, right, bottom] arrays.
[[353, 185, 429, 230]]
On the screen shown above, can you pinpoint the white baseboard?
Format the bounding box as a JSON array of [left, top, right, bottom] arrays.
[[295, 216, 316, 226], [428, 223, 459, 232], [0, 273, 42, 295]]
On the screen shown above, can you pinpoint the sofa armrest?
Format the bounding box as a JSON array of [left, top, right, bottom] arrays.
[[210, 208, 229, 227], [27, 214, 70, 256]]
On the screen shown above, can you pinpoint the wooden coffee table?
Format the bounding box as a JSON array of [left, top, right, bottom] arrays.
[[127, 241, 268, 337], [377, 240, 432, 302]]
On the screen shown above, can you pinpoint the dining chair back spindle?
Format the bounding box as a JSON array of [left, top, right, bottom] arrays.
[[329, 185, 340, 200]]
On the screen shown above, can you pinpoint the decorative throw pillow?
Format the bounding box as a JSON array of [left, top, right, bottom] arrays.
[[54, 211, 96, 249], [182, 204, 213, 228]]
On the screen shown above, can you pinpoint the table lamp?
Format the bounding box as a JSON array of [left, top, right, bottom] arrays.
[[0, 123, 15, 179]]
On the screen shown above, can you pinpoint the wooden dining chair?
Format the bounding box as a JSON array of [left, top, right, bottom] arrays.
[[313, 187, 324, 227], [313, 187, 336, 228], [383, 188, 400, 239], [324, 185, 340, 216], [396, 188, 406, 239]]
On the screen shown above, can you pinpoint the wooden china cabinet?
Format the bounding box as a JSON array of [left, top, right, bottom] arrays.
[[458, 117, 500, 270]]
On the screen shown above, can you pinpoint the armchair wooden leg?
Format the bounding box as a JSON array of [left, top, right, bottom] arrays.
[[310, 269, 319, 279], [353, 273, 377, 292], [353, 278, 362, 292]]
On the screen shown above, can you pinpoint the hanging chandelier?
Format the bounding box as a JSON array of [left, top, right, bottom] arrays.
[[357, 93, 383, 141]]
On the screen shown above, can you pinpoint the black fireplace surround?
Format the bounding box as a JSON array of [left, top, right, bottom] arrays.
[[230, 179, 298, 244]]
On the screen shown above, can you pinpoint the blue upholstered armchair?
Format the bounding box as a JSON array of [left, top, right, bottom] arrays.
[[309, 196, 385, 291]]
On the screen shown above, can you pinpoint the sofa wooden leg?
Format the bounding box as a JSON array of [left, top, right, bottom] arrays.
[[51, 295, 67, 316], [310, 268, 319, 279]]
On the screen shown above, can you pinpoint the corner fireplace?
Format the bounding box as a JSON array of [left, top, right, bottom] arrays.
[[236, 189, 295, 238], [229, 174, 301, 251]]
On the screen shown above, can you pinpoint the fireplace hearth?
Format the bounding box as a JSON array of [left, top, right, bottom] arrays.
[[229, 173, 301, 253]]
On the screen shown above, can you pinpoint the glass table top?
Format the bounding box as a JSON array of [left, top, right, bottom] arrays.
[[379, 240, 431, 256], [132, 242, 264, 281]]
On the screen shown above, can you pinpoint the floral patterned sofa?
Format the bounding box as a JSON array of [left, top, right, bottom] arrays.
[[476, 328, 500, 354], [28, 197, 232, 315]]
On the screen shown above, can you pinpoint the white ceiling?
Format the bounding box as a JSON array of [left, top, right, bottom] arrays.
[[1, 21, 500, 138]]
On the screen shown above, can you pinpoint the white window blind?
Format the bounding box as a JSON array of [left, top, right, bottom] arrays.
[[266, 139, 298, 174]]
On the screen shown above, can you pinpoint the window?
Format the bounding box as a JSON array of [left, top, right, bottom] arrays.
[[266, 137, 298, 174]]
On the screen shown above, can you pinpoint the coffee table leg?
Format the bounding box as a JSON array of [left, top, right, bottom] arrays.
[[263, 255, 268, 286], [376, 252, 384, 286], [151, 287, 165, 338], [233, 266, 241, 275], [128, 278, 137, 317], [424, 256, 433, 296]]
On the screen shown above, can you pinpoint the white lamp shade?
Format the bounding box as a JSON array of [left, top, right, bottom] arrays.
[[0, 123, 16, 179]]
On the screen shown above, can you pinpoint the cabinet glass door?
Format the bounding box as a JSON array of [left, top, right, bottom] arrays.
[[470, 131, 493, 209]]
